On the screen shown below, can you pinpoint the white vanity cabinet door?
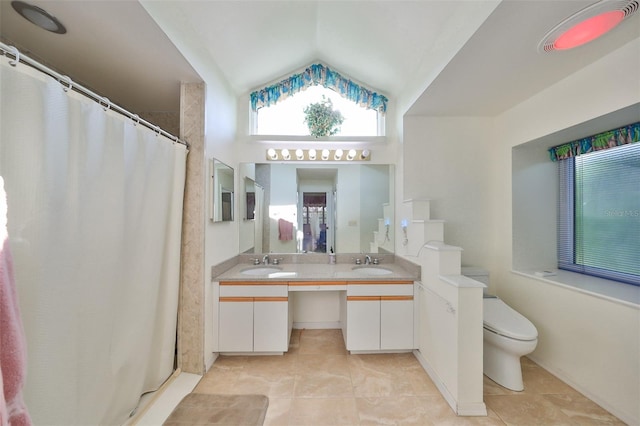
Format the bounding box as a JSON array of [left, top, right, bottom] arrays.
[[219, 282, 288, 353], [346, 297, 381, 351], [380, 296, 414, 350], [219, 298, 254, 352], [346, 281, 414, 352], [253, 298, 288, 352]]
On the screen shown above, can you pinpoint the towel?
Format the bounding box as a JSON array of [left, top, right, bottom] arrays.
[[278, 218, 294, 241], [0, 177, 32, 426]]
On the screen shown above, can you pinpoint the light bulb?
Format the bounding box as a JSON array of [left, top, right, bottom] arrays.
[[360, 149, 370, 160], [555, 11, 624, 50], [267, 148, 277, 160], [321, 149, 330, 160], [295, 149, 304, 160], [347, 149, 357, 161], [334, 149, 343, 160], [308, 149, 317, 160], [281, 149, 290, 160]]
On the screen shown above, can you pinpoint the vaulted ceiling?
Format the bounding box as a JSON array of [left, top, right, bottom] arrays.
[[1, 0, 639, 117]]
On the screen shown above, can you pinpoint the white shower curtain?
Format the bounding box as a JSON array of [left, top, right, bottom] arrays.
[[0, 60, 186, 424]]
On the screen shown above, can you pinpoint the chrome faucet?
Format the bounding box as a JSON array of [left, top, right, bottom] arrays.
[[364, 254, 372, 265], [262, 254, 270, 265]]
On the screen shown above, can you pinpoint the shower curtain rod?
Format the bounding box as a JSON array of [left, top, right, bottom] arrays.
[[0, 43, 189, 149]]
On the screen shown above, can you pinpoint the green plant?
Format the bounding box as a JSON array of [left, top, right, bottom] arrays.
[[303, 96, 344, 137]]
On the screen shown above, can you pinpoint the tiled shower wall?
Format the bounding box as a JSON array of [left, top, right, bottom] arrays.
[[140, 111, 180, 137], [178, 82, 205, 374]]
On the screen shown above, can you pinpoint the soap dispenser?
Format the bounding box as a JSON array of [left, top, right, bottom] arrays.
[[329, 247, 336, 264]]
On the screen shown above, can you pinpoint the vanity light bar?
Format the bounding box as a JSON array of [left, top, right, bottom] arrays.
[[266, 148, 370, 162]]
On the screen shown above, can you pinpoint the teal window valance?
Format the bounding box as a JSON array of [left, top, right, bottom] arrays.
[[250, 63, 388, 114], [548, 122, 640, 161]]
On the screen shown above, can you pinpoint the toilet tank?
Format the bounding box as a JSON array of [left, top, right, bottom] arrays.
[[461, 267, 490, 286]]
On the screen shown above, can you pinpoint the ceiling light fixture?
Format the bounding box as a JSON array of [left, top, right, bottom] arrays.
[[265, 148, 371, 162], [11, 1, 67, 34], [539, 0, 638, 52]]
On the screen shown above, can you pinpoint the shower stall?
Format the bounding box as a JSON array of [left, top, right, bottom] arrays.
[[0, 45, 187, 425]]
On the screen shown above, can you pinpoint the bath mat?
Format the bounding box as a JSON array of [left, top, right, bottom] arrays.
[[163, 393, 269, 426]]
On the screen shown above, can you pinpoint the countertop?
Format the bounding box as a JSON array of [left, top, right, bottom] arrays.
[[214, 261, 419, 282]]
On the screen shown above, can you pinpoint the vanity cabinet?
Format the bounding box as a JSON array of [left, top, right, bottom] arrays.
[[219, 281, 289, 353], [346, 281, 414, 352]]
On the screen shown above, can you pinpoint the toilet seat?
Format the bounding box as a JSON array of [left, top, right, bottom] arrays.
[[483, 298, 538, 341]]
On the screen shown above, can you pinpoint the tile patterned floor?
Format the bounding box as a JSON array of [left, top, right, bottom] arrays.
[[194, 329, 624, 425]]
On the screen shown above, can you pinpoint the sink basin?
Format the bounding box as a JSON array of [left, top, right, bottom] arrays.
[[352, 266, 393, 276], [240, 266, 283, 275]]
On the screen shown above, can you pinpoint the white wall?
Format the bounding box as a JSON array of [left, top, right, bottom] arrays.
[[491, 38, 640, 424], [402, 116, 494, 271], [511, 141, 558, 272], [403, 37, 640, 424]]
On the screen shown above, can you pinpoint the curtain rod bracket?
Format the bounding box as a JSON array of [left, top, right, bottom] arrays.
[[8, 46, 19, 66], [60, 75, 72, 92]]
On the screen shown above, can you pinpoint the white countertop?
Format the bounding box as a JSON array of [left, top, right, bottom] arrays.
[[214, 262, 418, 282]]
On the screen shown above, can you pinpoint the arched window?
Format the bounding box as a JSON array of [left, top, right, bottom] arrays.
[[250, 64, 387, 137]]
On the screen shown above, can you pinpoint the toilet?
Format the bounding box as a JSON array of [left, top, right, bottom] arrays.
[[462, 267, 538, 391]]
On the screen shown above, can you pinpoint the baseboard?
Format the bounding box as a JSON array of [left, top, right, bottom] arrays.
[[218, 351, 285, 356], [412, 350, 458, 414], [205, 352, 217, 372], [456, 402, 488, 417], [293, 321, 342, 329], [412, 350, 487, 417], [528, 354, 636, 425]]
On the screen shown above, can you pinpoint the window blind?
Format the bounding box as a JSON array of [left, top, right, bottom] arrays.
[[558, 143, 640, 286]]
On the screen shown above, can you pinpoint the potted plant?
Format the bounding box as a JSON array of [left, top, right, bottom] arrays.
[[303, 96, 344, 137]]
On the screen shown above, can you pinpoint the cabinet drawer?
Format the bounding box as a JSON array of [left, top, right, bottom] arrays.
[[288, 281, 347, 292], [220, 282, 288, 297], [347, 282, 413, 297]]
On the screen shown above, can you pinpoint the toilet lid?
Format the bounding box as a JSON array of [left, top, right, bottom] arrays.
[[483, 298, 538, 341]]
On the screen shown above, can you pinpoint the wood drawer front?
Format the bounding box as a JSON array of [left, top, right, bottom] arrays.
[[347, 284, 414, 297], [220, 284, 288, 298], [346, 295, 414, 302], [288, 281, 347, 291], [220, 281, 288, 286], [289, 281, 347, 286], [219, 296, 288, 302]]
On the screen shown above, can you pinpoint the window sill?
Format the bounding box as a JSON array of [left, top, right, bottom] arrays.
[[512, 269, 640, 309], [246, 135, 387, 145]]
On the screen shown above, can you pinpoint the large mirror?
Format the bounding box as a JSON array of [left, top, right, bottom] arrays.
[[210, 158, 235, 222], [239, 163, 394, 254]]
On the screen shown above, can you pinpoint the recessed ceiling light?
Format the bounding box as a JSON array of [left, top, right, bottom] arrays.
[[11, 1, 67, 34], [538, 0, 638, 52]]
